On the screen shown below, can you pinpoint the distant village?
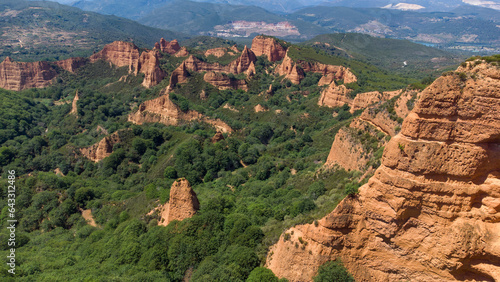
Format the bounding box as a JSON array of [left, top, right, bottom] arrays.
[[210, 21, 300, 37]]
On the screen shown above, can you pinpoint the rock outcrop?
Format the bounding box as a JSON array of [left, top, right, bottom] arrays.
[[54, 57, 88, 73], [161, 178, 200, 226], [267, 61, 500, 282], [275, 52, 305, 84], [128, 88, 233, 133], [168, 61, 190, 89], [204, 46, 238, 58], [138, 50, 165, 88], [90, 41, 165, 88], [174, 47, 189, 57], [318, 82, 352, 108], [0, 57, 58, 91], [203, 71, 248, 91], [158, 38, 181, 54], [90, 41, 141, 73], [183, 46, 256, 76], [325, 128, 370, 171], [251, 35, 287, 62], [80, 130, 122, 162], [211, 131, 225, 143], [276, 51, 357, 85]]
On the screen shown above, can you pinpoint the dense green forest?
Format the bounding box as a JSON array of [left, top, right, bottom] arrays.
[[0, 36, 439, 281]]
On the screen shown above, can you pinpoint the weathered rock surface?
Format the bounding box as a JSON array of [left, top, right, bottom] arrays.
[[80, 130, 122, 162], [211, 131, 225, 143], [90, 41, 141, 73], [203, 71, 248, 91], [251, 35, 287, 62], [204, 46, 238, 58], [128, 88, 233, 133], [0, 57, 58, 91], [318, 82, 352, 108], [275, 52, 304, 84], [183, 45, 256, 76], [90, 41, 165, 88], [54, 57, 88, 73], [267, 61, 500, 282], [138, 50, 165, 88], [325, 128, 370, 171], [159, 38, 181, 54], [166, 179, 199, 225], [174, 47, 189, 57], [168, 61, 189, 89], [254, 104, 268, 112]]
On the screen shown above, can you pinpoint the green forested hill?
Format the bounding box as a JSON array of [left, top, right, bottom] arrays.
[[0, 0, 185, 62], [302, 33, 460, 77]]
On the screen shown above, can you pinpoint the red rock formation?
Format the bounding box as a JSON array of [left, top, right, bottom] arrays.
[[166, 178, 199, 225], [90, 41, 140, 73], [168, 61, 189, 89], [203, 71, 248, 91], [267, 61, 500, 282], [324, 128, 370, 171], [318, 82, 352, 108], [174, 47, 189, 57], [80, 130, 122, 162], [0, 57, 58, 91], [159, 38, 181, 54], [183, 46, 256, 76], [54, 57, 88, 73], [351, 90, 400, 113], [138, 50, 165, 88], [128, 88, 233, 133], [254, 104, 268, 112], [90, 41, 165, 88], [300, 62, 357, 84], [275, 52, 304, 84], [251, 35, 287, 62], [205, 47, 233, 58]]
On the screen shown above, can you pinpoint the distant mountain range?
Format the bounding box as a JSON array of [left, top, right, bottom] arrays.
[[0, 0, 185, 62], [65, 0, 500, 51], [61, 0, 500, 13]]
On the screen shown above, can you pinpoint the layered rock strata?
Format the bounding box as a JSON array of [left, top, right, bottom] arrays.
[[183, 45, 256, 76], [0, 57, 58, 91], [267, 61, 500, 281]]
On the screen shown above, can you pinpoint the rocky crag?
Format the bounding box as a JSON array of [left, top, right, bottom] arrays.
[[128, 88, 233, 133], [80, 130, 123, 162], [153, 178, 200, 226], [251, 35, 287, 62], [0, 57, 58, 91], [267, 60, 500, 281], [276, 51, 357, 85], [203, 71, 248, 91]]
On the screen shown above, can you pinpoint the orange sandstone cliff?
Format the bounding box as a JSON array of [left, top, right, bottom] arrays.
[[154, 178, 200, 226], [251, 35, 287, 62], [0, 57, 58, 91], [267, 60, 500, 281], [203, 71, 248, 91]]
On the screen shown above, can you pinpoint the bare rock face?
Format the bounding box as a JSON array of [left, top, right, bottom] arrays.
[[90, 41, 165, 88], [325, 128, 370, 171], [138, 50, 165, 88], [80, 130, 121, 162], [251, 35, 287, 62], [159, 38, 181, 54], [168, 61, 189, 89], [128, 88, 233, 133], [0, 57, 58, 91], [267, 61, 500, 282], [166, 178, 199, 224], [301, 62, 357, 84], [90, 41, 141, 73], [318, 82, 352, 108], [203, 71, 248, 91], [183, 46, 256, 76], [275, 52, 304, 84], [174, 47, 189, 57], [204, 46, 238, 58], [254, 104, 268, 112], [54, 57, 88, 73]]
